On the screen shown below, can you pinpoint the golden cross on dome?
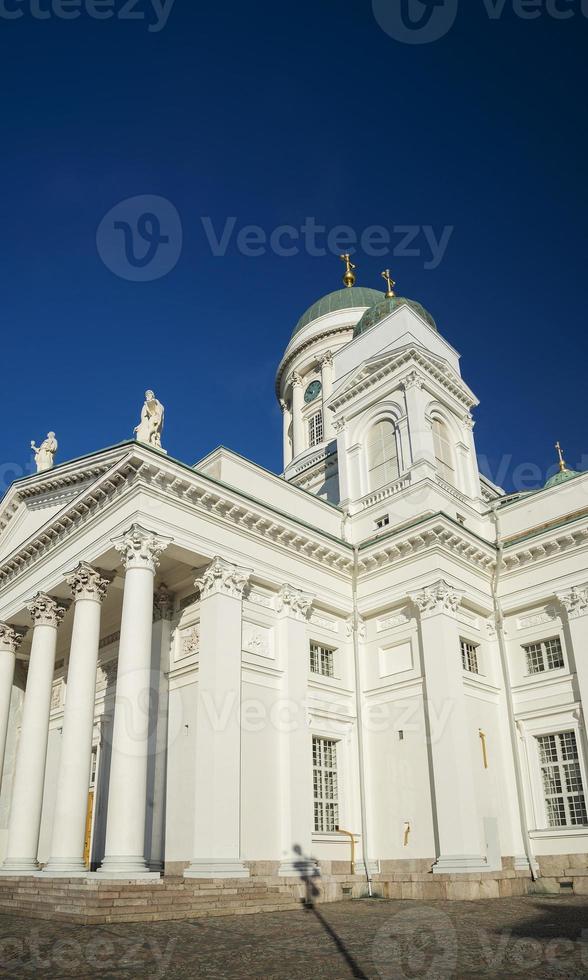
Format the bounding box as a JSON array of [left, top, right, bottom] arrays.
[[381, 269, 396, 298], [340, 253, 356, 288], [555, 441, 567, 473]]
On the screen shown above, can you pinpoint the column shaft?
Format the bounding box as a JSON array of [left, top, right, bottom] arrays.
[[99, 525, 170, 879], [276, 586, 314, 875], [185, 558, 250, 878], [1, 596, 64, 874], [45, 565, 109, 876], [291, 375, 304, 458], [320, 353, 334, 441], [0, 626, 23, 789], [414, 582, 486, 873]]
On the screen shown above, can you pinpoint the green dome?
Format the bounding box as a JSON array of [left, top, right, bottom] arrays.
[[354, 296, 437, 338], [545, 467, 581, 489], [292, 287, 384, 338]]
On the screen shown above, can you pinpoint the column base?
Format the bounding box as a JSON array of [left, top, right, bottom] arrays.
[[432, 855, 488, 875], [96, 856, 162, 880], [184, 859, 250, 879], [0, 859, 40, 876], [42, 858, 88, 878]]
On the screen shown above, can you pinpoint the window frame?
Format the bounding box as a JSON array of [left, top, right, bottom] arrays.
[[460, 637, 481, 675], [431, 416, 456, 486], [312, 735, 340, 833], [536, 730, 588, 828], [310, 641, 336, 679], [366, 418, 401, 492], [308, 410, 324, 448], [523, 636, 565, 676]]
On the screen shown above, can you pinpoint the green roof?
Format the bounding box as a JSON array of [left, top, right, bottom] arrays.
[[292, 287, 384, 338], [354, 296, 437, 338], [545, 467, 581, 489]]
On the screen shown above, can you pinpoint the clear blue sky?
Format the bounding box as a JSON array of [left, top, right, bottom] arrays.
[[1, 1, 586, 495]]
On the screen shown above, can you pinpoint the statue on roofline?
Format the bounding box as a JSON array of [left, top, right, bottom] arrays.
[[134, 390, 165, 452], [31, 432, 58, 473]]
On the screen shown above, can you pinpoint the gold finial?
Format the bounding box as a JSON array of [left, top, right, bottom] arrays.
[[555, 441, 567, 473], [381, 269, 396, 298], [340, 253, 356, 288]]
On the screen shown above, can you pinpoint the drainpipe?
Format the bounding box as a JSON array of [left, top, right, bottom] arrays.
[[491, 503, 538, 881], [351, 544, 373, 896]]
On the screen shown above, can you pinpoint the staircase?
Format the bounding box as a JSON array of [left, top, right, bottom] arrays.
[[0, 875, 306, 924]]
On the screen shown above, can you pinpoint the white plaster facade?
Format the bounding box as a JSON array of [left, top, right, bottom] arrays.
[[1, 285, 587, 883]]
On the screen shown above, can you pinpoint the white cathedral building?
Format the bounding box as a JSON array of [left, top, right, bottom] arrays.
[[0, 265, 587, 906]]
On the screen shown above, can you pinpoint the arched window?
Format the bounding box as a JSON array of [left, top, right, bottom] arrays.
[[432, 418, 455, 485], [367, 420, 400, 491]]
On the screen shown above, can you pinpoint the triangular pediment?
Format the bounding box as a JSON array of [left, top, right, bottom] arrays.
[[330, 345, 477, 412]]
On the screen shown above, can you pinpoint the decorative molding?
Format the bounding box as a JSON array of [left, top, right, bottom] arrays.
[[556, 586, 588, 620], [113, 523, 172, 573], [516, 612, 554, 630], [153, 583, 174, 622], [310, 612, 338, 634], [196, 557, 252, 600], [402, 370, 424, 391], [242, 623, 272, 658], [27, 593, 67, 629], [180, 626, 200, 658], [0, 448, 354, 589], [51, 678, 65, 710], [345, 615, 367, 641], [66, 562, 111, 604], [376, 611, 411, 632], [277, 584, 313, 621], [290, 371, 303, 388], [358, 519, 495, 574], [248, 589, 274, 609], [411, 580, 462, 619], [0, 622, 26, 653], [319, 351, 333, 368]]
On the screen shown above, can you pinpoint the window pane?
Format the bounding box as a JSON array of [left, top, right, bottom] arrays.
[[537, 731, 586, 828], [312, 736, 339, 833], [367, 421, 399, 491]]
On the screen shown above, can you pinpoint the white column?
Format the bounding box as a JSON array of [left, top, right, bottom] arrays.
[[276, 585, 314, 875], [412, 580, 486, 873], [1, 594, 66, 874], [98, 524, 171, 878], [556, 586, 588, 728], [146, 584, 174, 872], [0, 624, 25, 790], [403, 372, 436, 479], [185, 557, 251, 878], [320, 352, 334, 441], [44, 564, 111, 877], [280, 400, 293, 469], [291, 372, 304, 459]]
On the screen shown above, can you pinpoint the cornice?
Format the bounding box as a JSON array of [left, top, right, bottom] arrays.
[[357, 514, 496, 574], [330, 347, 478, 415], [0, 447, 354, 591], [275, 324, 353, 399], [501, 519, 588, 572]]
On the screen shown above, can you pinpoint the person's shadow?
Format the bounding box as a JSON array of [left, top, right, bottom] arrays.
[[291, 844, 369, 980]]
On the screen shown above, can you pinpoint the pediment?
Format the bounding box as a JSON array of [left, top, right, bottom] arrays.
[[329, 345, 477, 412], [0, 443, 137, 563]]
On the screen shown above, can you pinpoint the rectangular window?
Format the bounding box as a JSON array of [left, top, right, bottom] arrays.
[[375, 515, 390, 530], [524, 636, 564, 675], [460, 638, 480, 674], [308, 411, 324, 448], [310, 642, 335, 678], [313, 736, 339, 832], [537, 731, 587, 827]]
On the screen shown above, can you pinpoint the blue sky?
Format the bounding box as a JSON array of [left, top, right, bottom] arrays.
[[1, 0, 586, 494]]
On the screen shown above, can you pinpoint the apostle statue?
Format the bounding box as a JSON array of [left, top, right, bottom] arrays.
[[134, 390, 165, 451], [31, 432, 58, 472]]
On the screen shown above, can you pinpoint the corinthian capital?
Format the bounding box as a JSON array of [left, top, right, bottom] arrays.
[[0, 622, 26, 654], [27, 593, 67, 629], [196, 557, 252, 600], [556, 585, 588, 620], [277, 584, 314, 621], [319, 351, 333, 368], [291, 371, 303, 388], [113, 524, 172, 573], [411, 580, 462, 619], [66, 562, 112, 604]]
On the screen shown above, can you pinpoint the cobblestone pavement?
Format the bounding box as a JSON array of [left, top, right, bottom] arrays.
[[0, 896, 587, 979]]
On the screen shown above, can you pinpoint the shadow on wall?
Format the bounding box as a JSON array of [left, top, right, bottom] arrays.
[[292, 843, 369, 980]]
